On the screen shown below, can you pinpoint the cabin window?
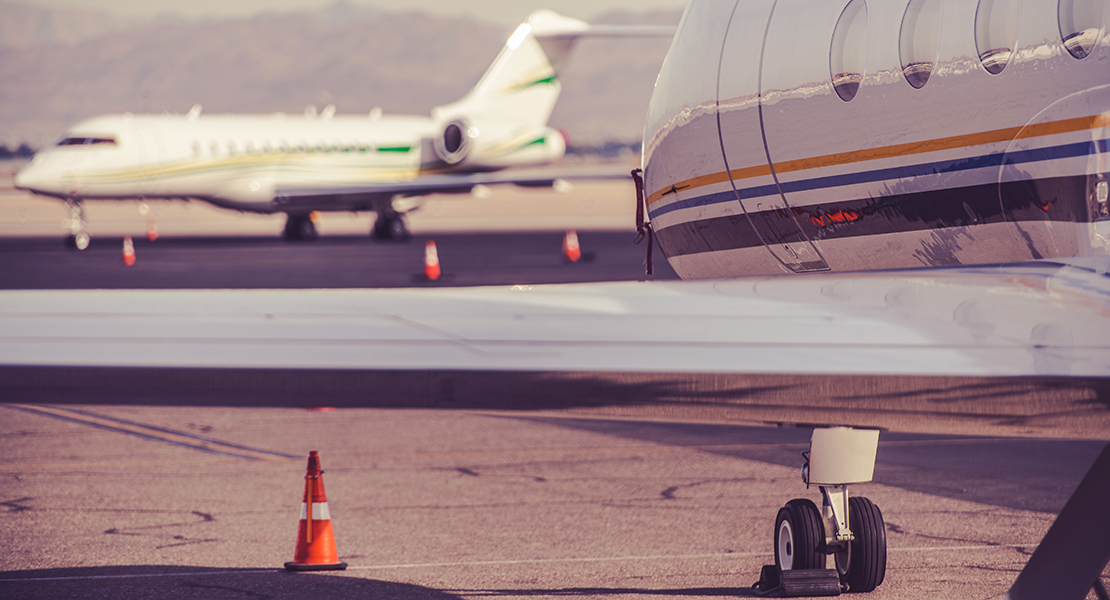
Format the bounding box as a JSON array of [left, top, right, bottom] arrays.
[[58, 137, 117, 146], [899, 0, 942, 88], [244, 141, 255, 154], [830, 0, 869, 102], [209, 141, 220, 157], [1059, 0, 1103, 59], [192, 141, 201, 157], [227, 141, 237, 155], [975, 0, 1021, 74]]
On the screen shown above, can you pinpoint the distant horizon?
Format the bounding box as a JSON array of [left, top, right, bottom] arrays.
[[16, 0, 689, 24]]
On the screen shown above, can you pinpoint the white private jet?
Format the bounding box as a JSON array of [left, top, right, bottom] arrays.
[[13, 10, 672, 249], [636, 0, 1110, 595], [3, 0, 1109, 598]]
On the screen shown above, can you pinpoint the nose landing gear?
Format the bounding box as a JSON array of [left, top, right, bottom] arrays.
[[760, 427, 886, 595], [63, 199, 90, 250]]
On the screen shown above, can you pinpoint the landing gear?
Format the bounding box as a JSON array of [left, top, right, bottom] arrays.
[[63, 199, 90, 250], [769, 427, 886, 594], [373, 212, 409, 241], [283, 213, 318, 241]]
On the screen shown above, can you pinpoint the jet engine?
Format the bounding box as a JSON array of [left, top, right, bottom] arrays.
[[433, 119, 473, 165]]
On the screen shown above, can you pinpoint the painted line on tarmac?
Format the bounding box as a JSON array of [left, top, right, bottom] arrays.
[[5, 404, 297, 461], [0, 544, 1040, 583], [348, 544, 1039, 570], [0, 569, 277, 583]]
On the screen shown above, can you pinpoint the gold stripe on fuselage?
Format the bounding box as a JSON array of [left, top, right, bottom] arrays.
[[647, 113, 1110, 206]]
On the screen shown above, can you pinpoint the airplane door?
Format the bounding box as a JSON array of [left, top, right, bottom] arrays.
[[133, 121, 165, 195], [717, 0, 829, 273]]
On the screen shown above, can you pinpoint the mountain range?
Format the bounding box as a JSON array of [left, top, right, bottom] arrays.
[[0, 1, 677, 149]]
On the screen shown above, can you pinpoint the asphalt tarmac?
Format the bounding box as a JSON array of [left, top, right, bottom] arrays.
[[0, 231, 676, 290], [1, 179, 1108, 599], [1, 405, 1106, 600]]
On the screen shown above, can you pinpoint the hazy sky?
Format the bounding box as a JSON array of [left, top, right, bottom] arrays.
[[25, 0, 689, 23]]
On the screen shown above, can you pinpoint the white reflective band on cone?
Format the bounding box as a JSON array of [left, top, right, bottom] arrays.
[[299, 502, 331, 520]]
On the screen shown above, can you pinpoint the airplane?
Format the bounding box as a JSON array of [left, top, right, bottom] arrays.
[[637, 0, 1110, 595], [12, 10, 673, 250], [2, 0, 1108, 597]]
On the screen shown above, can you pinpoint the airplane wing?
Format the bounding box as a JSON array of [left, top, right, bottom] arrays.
[[274, 165, 633, 201], [2, 257, 1109, 438]]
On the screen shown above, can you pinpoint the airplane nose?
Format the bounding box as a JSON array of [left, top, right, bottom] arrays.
[[13, 162, 54, 194], [12, 164, 37, 191]]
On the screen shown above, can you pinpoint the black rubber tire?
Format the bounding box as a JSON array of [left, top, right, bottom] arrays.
[[373, 215, 409, 241], [387, 216, 409, 240], [64, 232, 90, 250], [774, 498, 826, 571], [283, 215, 317, 241], [836, 496, 886, 593]]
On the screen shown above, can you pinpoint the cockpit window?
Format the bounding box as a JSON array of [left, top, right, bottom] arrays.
[[58, 137, 116, 146], [830, 0, 869, 102]]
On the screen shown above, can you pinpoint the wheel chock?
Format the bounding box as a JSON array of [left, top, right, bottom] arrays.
[[753, 565, 842, 597]]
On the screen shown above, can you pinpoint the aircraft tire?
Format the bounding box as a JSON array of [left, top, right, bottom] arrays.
[[835, 496, 886, 592], [774, 498, 825, 571], [64, 232, 90, 251], [283, 215, 317, 241], [373, 215, 409, 241]]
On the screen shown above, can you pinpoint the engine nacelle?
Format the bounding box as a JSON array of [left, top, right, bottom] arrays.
[[433, 119, 473, 165], [209, 176, 278, 212]]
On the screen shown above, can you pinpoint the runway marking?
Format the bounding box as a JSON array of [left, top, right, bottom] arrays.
[[0, 544, 1041, 582], [5, 404, 297, 462], [0, 570, 276, 583], [349, 544, 1039, 570]]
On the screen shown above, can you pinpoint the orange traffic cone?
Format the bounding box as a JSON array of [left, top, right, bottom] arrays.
[[424, 240, 441, 281], [146, 220, 159, 241], [562, 229, 581, 262], [285, 451, 347, 571], [122, 236, 136, 266]]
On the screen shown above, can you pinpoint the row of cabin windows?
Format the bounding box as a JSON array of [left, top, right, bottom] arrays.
[[57, 137, 116, 146], [831, 0, 1104, 102], [190, 141, 407, 158]]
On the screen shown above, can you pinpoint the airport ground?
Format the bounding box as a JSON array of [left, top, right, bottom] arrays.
[[1, 161, 1108, 599]]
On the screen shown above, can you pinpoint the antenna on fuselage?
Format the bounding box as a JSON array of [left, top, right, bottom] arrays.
[[186, 104, 202, 120]]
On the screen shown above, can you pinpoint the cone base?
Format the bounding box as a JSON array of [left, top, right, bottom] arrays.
[[284, 561, 347, 571]]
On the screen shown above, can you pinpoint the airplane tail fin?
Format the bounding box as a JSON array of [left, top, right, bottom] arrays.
[[432, 10, 587, 130], [428, 11, 672, 169]]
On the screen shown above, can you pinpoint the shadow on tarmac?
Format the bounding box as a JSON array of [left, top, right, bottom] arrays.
[[445, 586, 759, 597], [4, 365, 1107, 435], [0, 566, 461, 600]]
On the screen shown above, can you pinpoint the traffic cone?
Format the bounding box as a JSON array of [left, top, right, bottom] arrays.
[[284, 451, 347, 571], [146, 220, 158, 241], [562, 229, 581, 262], [424, 240, 441, 281], [122, 236, 136, 267]]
